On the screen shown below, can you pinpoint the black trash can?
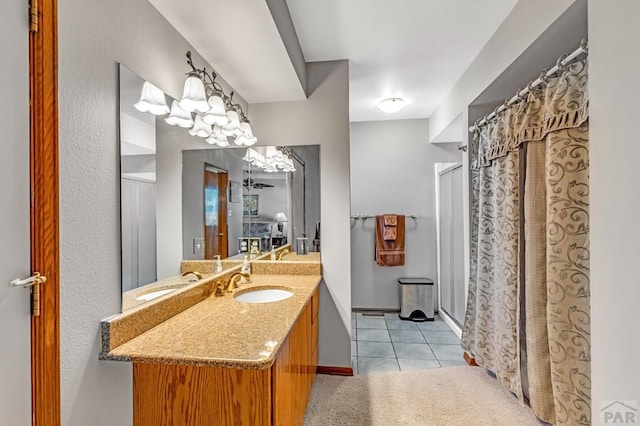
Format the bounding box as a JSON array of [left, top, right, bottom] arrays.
[[398, 278, 434, 321]]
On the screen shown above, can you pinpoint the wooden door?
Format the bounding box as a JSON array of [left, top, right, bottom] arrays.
[[1, 0, 32, 422], [204, 167, 228, 259], [2, 0, 60, 424]]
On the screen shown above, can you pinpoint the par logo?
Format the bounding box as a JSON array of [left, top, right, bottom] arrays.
[[601, 400, 638, 424]]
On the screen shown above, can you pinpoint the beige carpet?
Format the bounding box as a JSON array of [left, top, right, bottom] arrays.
[[304, 366, 542, 426]]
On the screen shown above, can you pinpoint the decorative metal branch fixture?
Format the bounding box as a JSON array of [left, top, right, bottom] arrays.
[[134, 51, 257, 147]]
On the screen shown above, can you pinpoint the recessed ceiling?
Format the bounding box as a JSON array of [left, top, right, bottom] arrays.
[[286, 0, 519, 122], [148, 0, 307, 104]]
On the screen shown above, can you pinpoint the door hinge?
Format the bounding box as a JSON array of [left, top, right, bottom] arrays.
[[29, 0, 39, 33]]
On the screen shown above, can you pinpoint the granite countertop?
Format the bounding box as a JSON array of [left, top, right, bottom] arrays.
[[105, 274, 321, 370], [280, 251, 321, 262]]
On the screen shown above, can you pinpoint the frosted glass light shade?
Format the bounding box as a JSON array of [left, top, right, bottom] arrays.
[[134, 81, 170, 115], [240, 122, 254, 137], [376, 97, 405, 114], [235, 133, 257, 146], [208, 127, 229, 146], [243, 147, 263, 164], [206, 133, 230, 147], [265, 146, 278, 160], [222, 110, 242, 137], [189, 115, 212, 138], [179, 74, 210, 113], [236, 122, 257, 145], [165, 101, 194, 128], [203, 95, 230, 126]]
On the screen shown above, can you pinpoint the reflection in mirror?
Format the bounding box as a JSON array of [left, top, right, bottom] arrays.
[[119, 65, 158, 293], [118, 64, 321, 311], [182, 145, 320, 260]]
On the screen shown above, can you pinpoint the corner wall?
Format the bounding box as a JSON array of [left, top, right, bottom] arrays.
[[429, 0, 575, 142], [350, 119, 460, 309], [249, 60, 352, 367], [58, 0, 245, 423], [588, 1, 640, 421]]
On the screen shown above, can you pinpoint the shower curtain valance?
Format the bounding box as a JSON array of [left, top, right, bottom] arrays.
[[472, 60, 588, 169]]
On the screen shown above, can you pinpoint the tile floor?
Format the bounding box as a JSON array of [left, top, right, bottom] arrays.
[[351, 312, 466, 374]]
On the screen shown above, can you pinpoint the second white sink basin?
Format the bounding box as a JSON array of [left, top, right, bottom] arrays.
[[234, 288, 294, 304]]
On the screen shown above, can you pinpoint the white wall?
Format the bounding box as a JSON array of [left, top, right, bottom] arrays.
[[588, 1, 640, 422], [350, 119, 460, 309], [58, 0, 245, 424], [250, 60, 352, 367]]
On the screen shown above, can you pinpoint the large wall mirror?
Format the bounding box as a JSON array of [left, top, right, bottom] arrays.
[[118, 65, 321, 311]]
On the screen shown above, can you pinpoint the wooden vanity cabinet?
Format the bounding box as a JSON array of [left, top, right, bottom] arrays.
[[272, 287, 319, 425], [133, 288, 319, 426]]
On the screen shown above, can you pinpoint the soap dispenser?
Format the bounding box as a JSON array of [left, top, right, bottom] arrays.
[[241, 254, 251, 275], [270, 246, 276, 261], [214, 255, 222, 274]]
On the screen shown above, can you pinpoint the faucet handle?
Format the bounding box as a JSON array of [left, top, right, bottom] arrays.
[[213, 280, 225, 297]]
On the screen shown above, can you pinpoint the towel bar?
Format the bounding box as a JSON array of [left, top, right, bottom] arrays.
[[350, 214, 417, 220]]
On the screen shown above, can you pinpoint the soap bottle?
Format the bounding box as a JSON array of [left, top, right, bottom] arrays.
[[214, 255, 222, 274], [270, 246, 276, 261], [241, 255, 251, 275]]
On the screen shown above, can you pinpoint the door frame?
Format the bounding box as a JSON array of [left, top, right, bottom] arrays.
[[203, 164, 229, 259], [434, 163, 463, 337], [30, 0, 60, 424]]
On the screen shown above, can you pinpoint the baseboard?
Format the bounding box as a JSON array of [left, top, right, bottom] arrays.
[[463, 352, 478, 367], [317, 366, 354, 376]]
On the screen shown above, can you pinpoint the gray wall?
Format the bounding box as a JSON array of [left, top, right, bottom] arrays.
[[250, 176, 288, 222], [250, 61, 352, 367], [58, 0, 246, 423], [589, 0, 640, 416], [181, 149, 244, 260], [350, 119, 460, 309]]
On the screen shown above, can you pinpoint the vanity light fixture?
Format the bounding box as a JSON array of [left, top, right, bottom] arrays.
[[377, 97, 405, 114], [243, 147, 296, 173], [134, 81, 170, 115], [135, 51, 257, 147]]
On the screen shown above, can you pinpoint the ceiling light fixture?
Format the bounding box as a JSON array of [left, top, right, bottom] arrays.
[[377, 97, 405, 114], [134, 51, 257, 148]]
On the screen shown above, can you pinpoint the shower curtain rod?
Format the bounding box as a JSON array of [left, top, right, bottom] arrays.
[[468, 39, 588, 133]]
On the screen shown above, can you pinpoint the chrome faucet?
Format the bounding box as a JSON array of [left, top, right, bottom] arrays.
[[277, 249, 291, 260], [182, 271, 203, 282], [224, 272, 250, 292]]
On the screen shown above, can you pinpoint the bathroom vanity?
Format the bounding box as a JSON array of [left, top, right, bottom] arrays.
[[102, 255, 321, 426]]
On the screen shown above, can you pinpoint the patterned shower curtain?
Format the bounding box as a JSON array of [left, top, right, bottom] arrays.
[[462, 60, 591, 425]]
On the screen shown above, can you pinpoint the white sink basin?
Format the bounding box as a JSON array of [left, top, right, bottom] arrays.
[[135, 288, 176, 302], [234, 288, 294, 304]]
